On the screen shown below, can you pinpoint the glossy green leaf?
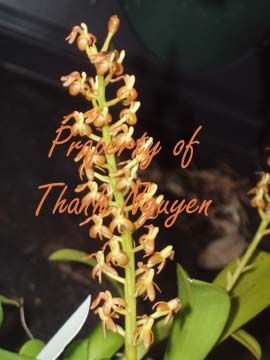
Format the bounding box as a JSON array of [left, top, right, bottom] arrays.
[[165, 264, 230, 360], [0, 295, 19, 328], [64, 323, 123, 360], [0, 348, 33, 360], [214, 251, 270, 340], [19, 339, 45, 357], [231, 329, 262, 360], [49, 248, 123, 296]]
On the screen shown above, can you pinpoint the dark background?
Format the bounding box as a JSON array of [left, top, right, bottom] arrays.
[[0, 1, 270, 359]]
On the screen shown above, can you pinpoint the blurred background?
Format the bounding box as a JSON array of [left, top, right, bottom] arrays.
[[0, 0, 270, 359]]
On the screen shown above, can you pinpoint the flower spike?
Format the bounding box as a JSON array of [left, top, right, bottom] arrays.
[[60, 16, 181, 357]]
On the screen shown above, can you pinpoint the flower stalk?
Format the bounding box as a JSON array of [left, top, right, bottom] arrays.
[[227, 172, 270, 292], [99, 77, 137, 358]]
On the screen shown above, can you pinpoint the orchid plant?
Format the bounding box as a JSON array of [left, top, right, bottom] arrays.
[[1, 15, 270, 360]]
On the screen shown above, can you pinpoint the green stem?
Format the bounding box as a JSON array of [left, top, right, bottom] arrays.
[[98, 75, 137, 360], [101, 31, 114, 52], [227, 208, 270, 292]]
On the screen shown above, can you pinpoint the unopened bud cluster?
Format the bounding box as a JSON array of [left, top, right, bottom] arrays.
[[61, 16, 181, 351]]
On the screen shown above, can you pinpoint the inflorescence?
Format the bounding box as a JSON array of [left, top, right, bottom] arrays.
[[61, 16, 181, 355]]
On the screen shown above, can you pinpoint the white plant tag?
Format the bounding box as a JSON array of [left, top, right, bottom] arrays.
[[37, 295, 91, 360]]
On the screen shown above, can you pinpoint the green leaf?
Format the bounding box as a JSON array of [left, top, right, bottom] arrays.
[[0, 348, 33, 360], [63, 339, 88, 359], [64, 323, 124, 360], [0, 295, 19, 328], [231, 329, 262, 360], [0, 296, 19, 307], [175, 264, 191, 309], [0, 304, 3, 328], [49, 248, 95, 266], [214, 251, 270, 340], [165, 264, 230, 360], [19, 339, 45, 357], [49, 248, 123, 296]]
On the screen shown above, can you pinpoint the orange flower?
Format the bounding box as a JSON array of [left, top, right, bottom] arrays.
[[110, 124, 136, 152], [249, 187, 266, 209], [74, 144, 106, 180], [62, 111, 92, 136], [87, 251, 118, 283], [135, 262, 160, 301], [133, 184, 162, 227], [119, 101, 140, 125], [61, 71, 90, 97], [147, 245, 175, 273], [248, 172, 270, 210], [131, 135, 158, 170], [139, 225, 159, 255], [96, 306, 124, 337], [66, 23, 96, 51], [90, 50, 125, 77], [75, 181, 108, 209], [116, 75, 138, 105], [75, 145, 106, 170], [115, 168, 136, 193], [85, 214, 112, 240], [91, 290, 126, 316], [134, 315, 154, 349], [152, 298, 181, 324], [110, 207, 134, 234], [84, 107, 112, 128], [104, 236, 129, 267], [90, 51, 115, 76], [109, 50, 125, 77]]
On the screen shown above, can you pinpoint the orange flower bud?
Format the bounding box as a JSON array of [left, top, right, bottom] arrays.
[[108, 15, 120, 35]]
